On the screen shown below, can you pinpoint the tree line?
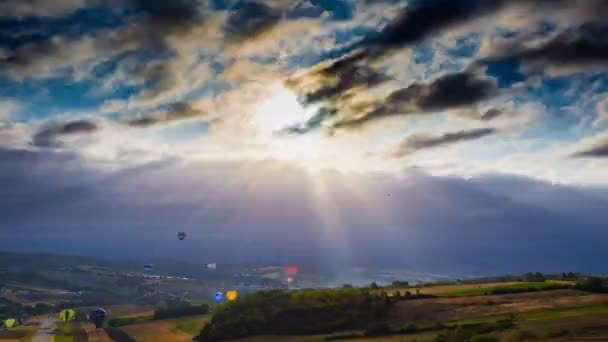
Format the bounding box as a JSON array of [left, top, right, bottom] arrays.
[[195, 288, 395, 341]]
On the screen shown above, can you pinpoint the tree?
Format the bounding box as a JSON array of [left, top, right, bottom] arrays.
[[364, 322, 391, 336], [577, 277, 606, 293], [370, 282, 380, 289], [195, 288, 395, 341], [391, 280, 409, 288], [153, 299, 209, 319], [523, 272, 544, 282]]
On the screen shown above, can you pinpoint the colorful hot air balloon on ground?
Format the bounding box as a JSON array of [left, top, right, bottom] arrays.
[[213, 291, 224, 303], [177, 232, 187, 240], [3, 318, 16, 329], [88, 308, 107, 329], [60, 309, 75, 323], [226, 290, 238, 301]]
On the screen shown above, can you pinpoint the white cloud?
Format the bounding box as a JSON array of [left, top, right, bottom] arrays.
[[593, 94, 608, 129], [0, 0, 86, 18], [0, 98, 22, 122]]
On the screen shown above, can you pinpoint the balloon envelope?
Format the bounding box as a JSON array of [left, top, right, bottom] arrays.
[[285, 265, 298, 275], [60, 309, 75, 322], [226, 290, 238, 301], [177, 232, 186, 240], [144, 264, 153, 272], [213, 291, 224, 303], [88, 308, 107, 328], [4, 319, 16, 329]]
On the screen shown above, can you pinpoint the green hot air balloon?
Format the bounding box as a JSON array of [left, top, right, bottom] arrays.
[[4, 318, 16, 329], [60, 309, 75, 323], [177, 232, 187, 240]]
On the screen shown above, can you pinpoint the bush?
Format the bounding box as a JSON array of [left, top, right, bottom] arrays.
[[195, 289, 395, 342], [153, 299, 209, 320], [108, 316, 152, 327], [0, 298, 55, 320], [471, 335, 500, 342], [324, 332, 363, 340], [391, 281, 410, 288], [435, 327, 469, 342], [576, 277, 607, 293], [400, 322, 417, 334], [364, 322, 391, 336]]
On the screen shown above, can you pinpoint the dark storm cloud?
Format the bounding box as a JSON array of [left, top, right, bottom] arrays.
[[123, 0, 205, 46], [290, 0, 608, 116], [330, 0, 608, 64], [300, 64, 390, 105], [223, 1, 282, 42], [127, 102, 206, 127], [308, 0, 512, 77], [132, 0, 202, 27], [0, 0, 205, 79], [351, 0, 507, 58], [572, 140, 608, 158], [479, 27, 608, 75], [32, 120, 99, 148], [334, 72, 497, 129], [394, 128, 496, 157], [387, 72, 497, 111], [480, 108, 503, 121], [2, 149, 608, 273]]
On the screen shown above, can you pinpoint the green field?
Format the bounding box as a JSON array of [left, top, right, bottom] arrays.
[[120, 314, 211, 341], [2, 271, 607, 342], [433, 280, 573, 297], [518, 304, 608, 320], [0, 324, 37, 342], [52, 322, 74, 342], [173, 315, 210, 336]]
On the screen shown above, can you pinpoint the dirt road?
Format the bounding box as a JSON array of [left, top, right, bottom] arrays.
[[31, 319, 56, 342]]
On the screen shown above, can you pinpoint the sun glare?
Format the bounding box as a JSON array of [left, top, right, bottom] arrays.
[[252, 84, 319, 135], [248, 84, 382, 173]]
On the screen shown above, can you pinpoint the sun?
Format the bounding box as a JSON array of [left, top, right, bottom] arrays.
[[248, 83, 329, 165], [252, 84, 319, 135], [248, 83, 373, 173]]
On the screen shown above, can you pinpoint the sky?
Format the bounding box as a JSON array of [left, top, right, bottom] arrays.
[[1, 0, 608, 274]]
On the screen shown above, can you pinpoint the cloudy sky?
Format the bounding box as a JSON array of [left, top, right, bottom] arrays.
[[1, 0, 608, 274]]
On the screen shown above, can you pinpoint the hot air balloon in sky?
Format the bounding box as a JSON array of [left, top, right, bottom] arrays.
[[177, 232, 187, 240], [144, 264, 153, 272], [285, 265, 298, 275], [60, 309, 75, 323], [285, 265, 299, 288]]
